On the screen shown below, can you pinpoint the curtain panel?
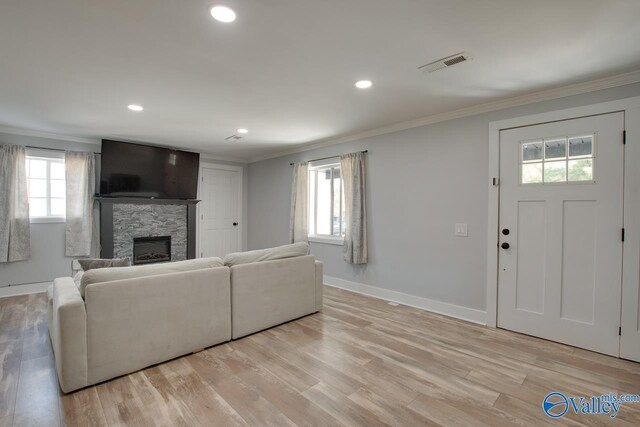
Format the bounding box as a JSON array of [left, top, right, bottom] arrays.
[[65, 151, 96, 257], [0, 144, 31, 262], [289, 162, 309, 243], [340, 152, 367, 264]]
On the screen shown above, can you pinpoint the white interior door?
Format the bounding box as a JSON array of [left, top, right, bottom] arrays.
[[199, 165, 241, 258], [498, 112, 624, 356]]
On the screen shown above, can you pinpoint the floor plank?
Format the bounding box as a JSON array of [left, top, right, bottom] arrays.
[[1, 286, 640, 426]]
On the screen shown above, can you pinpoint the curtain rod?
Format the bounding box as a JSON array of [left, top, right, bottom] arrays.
[[25, 145, 101, 155], [289, 150, 368, 166]]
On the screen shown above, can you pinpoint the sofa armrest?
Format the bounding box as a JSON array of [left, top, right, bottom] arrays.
[[315, 261, 324, 311], [51, 277, 88, 393]]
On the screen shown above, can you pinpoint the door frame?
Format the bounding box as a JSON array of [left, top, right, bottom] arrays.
[[196, 162, 244, 259], [486, 96, 640, 333]]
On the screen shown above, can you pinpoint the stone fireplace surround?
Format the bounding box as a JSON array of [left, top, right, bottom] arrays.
[[97, 197, 199, 261]]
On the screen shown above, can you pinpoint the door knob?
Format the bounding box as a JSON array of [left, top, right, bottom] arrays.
[[502, 228, 510, 235], [233, 222, 238, 226], [501, 242, 510, 250]]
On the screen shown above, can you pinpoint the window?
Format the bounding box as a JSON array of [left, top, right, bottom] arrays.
[[309, 162, 345, 242], [26, 154, 66, 222], [520, 134, 595, 185]]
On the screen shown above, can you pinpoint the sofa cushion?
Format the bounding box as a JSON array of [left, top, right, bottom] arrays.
[[223, 242, 309, 267], [79, 257, 224, 298], [78, 258, 131, 271]]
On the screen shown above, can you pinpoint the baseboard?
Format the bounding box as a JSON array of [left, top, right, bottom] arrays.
[[324, 275, 487, 325], [0, 282, 50, 298]]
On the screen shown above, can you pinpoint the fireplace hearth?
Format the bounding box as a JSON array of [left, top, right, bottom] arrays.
[[133, 236, 171, 265]]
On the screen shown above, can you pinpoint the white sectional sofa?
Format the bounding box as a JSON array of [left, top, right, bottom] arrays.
[[48, 243, 323, 393]]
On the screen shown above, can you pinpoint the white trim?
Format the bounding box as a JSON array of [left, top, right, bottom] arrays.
[[0, 125, 100, 145], [308, 235, 343, 246], [30, 216, 65, 224], [198, 154, 248, 164], [197, 162, 244, 257], [0, 282, 50, 298], [249, 69, 640, 163], [486, 95, 640, 328], [324, 275, 487, 325]]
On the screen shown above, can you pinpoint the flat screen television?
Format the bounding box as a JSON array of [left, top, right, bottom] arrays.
[[99, 140, 199, 199]]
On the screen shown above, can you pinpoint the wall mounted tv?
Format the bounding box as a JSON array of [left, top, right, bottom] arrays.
[[99, 140, 200, 199]]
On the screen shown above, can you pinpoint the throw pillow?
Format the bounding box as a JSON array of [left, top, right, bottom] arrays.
[[78, 258, 131, 271]]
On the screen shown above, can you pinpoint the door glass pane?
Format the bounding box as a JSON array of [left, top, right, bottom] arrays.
[[50, 179, 65, 198], [521, 163, 543, 184], [544, 138, 566, 159], [316, 168, 332, 235], [51, 198, 66, 216], [568, 159, 593, 182], [50, 162, 65, 179], [544, 161, 566, 183], [569, 136, 593, 158], [522, 142, 543, 162], [29, 198, 47, 217], [28, 178, 47, 197]]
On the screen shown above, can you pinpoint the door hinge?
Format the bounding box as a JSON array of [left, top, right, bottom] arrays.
[[201, 252, 203, 257], [201, 214, 203, 220], [619, 326, 622, 336], [492, 177, 499, 186], [622, 228, 625, 242], [623, 130, 626, 145]]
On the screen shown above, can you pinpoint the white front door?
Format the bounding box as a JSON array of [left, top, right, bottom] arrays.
[[199, 165, 242, 258], [498, 112, 624, 356]]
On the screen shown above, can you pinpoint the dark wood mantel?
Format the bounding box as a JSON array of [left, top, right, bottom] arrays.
[[95, 196, 200, 205]]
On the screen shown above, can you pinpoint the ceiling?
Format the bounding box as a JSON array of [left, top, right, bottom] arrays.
[[1, 0, 640, 162]]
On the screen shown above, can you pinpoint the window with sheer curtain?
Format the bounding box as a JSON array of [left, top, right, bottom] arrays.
[[26, 155, 66, 222], [308, 162, 345, 242]]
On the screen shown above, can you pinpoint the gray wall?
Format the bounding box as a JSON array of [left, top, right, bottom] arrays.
[[247, 82, 640, 311], [0, 133, 100, 286]]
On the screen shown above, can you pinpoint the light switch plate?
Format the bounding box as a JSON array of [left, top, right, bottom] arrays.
[[455, 223, 468, 237]]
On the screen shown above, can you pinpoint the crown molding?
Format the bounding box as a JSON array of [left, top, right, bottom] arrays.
[[0, 125, 101, 145], [248, 69, 640, 163], [199, 153, 248, 164]]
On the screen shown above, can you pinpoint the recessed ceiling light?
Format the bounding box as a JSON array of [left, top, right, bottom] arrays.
[[127, 104, 144, 112], [210, 5, 236, 23], [237, 128, 248, 134], [355, 80, 373, 89]]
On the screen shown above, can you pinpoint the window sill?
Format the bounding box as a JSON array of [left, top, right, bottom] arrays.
[[30, 217, 66, 224], [308, 235, 343, 246]]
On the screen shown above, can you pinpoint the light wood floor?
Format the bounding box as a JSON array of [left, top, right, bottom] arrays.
[[1, 287, 640, 426]]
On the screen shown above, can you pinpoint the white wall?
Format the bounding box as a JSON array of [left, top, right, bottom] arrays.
[[247, 82, 640, 314]]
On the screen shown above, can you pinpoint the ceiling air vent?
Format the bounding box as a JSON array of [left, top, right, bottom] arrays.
[[419, 52, 472, 73], [225, 135, 242, 141]]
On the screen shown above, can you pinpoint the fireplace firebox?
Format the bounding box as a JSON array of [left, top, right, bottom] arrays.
[[133, 236, 171, 265]]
